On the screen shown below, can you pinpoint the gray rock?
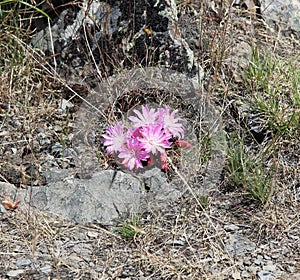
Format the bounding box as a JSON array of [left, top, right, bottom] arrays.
[[226, 233, 257, 256], [0, 203, 7, 213], [43, 168, 71, 183], [241, 271, 250, 278], [261, 0, 300, 37], [248, 265, 258, 275], [224, 224, 240, 232], [0, 165, 189, 225], [258, 270, 275, 280], [6, 269, 25, 277], [139, 167, 182, 210], [224, 41, 252, 82], [15, 258, 32, 267], [40, 265, 52, 274], [41, 170, 140, 224], [254, 254, 264, 265], [243, 257, 252, 266], [263, 264, 276, 272], [1, 170, 141, 225]]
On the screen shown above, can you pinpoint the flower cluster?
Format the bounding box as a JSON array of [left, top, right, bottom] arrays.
[[102, 105, 191, 171]]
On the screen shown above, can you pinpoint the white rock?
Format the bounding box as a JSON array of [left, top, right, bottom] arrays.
[[40, 264, 52, 274], [258, 270, 275, 280], [6, 269, 25, 277], [263, 264, 277, 272]]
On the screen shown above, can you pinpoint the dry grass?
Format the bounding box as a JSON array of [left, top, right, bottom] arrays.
[[0, 1, 300, 279]]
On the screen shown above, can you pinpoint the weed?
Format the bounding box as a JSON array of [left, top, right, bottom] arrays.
[[244, 47, 300, 136], [96, 151, 102, 163], [227, 134, 274, 204], [198, 195, 209, 208], [227, 134, 249, 189], [248, 165, 273, 204], [0, 0, 49, 19], [116, 215, 144, 240]]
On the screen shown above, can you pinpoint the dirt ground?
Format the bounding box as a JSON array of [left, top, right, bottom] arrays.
[[0, 1, 299, 279]]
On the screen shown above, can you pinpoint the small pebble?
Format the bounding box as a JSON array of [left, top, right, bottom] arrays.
[[263, 264, 276, 272], [257, 270, 275, 280], [254, 255, 263, 265], [224, 224, 240, 231], [286, 265, 296, 273], [166, 239, 185, 246], [6, 269, 25, 277], [241, 271, 250, 278], [243, 257, 252, 266], [248, 266, 258, 275], [87, 231, 99, 238], [232, 271, 241, 279], [40, 265, 52, 274], [0, 204, 7, 213], [95, 267, 104, 273], [15, 258, 32, 267], [271, 253, 280, 259], [281, 247, 289, 255]]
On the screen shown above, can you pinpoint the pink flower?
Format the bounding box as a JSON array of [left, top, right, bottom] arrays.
[[127, 127, 143, 138], [128, 105, 158, 128], [175, 139, 192, 148], [102, 105, 188, 172], [158, 106, 185, 138], [118, 138, 150, 170], [102, 123, 127, 154], [160, 152, 170, 171], [139, 124, 171, 154]]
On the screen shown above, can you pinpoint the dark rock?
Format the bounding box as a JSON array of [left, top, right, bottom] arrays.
[[30, 0, 199, 82]]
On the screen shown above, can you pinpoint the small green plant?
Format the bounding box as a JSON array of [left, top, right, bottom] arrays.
[[60, 134, 67, 161], [96, 151, 102, 163], [0, 0, 50, 19], [116, 215, 144, 240], [248, 165, 273, 204], [244, 47, 300, 136], [227, 136, 248, 189], [198, 132, 212, 165], [227, 134, 273, 204], [199, 195, 209, 209], [0, 0, 50, 70]]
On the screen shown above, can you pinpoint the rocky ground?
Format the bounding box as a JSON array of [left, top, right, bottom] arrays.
[[0, 0, 299, 279]]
